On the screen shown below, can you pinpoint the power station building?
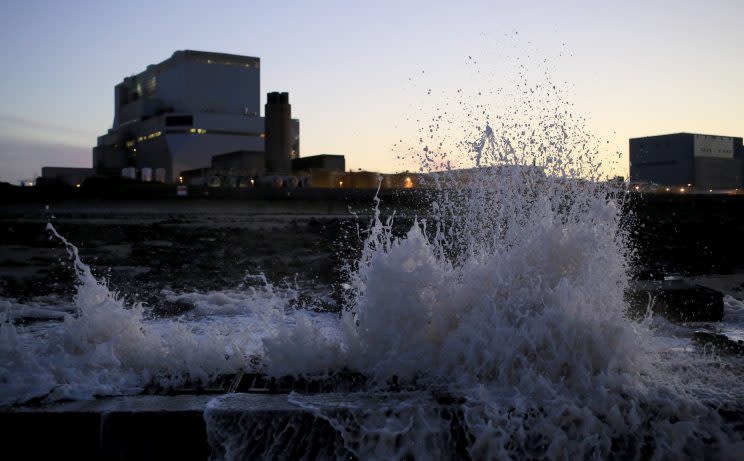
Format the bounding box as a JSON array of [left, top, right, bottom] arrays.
[[629, 133, 744, 189], [93, 50, 299, 182]]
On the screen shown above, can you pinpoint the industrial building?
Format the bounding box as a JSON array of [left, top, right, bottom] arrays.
[[630, 133, 744, 189], [38, 167, 95, 187], [64, 49, 541, 192], [92, 50, 300, 183]]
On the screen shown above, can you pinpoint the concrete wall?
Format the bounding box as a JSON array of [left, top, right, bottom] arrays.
[[193, 113, 264, 134], [179, 59, 260, 116], [694, 157, 744, 189], [165, 133, 264, 182], [212, 151, 265, 177], [630, 133, 695, 186], [40, 167, 95, 186]]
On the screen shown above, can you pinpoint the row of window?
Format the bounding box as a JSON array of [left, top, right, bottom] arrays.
[[123, 128, 265, 148], [137, 131, 162, 142], [200, 58, 259, 69]]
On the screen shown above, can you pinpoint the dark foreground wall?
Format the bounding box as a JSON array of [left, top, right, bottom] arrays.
[[626, 193, 744, 275], [1, 395, 345, 461], [2, 190, 744, 305]]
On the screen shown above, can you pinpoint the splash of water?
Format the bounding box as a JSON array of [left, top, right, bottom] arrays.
[[255, 76, 744, 458], [0, 226, 307, 405]]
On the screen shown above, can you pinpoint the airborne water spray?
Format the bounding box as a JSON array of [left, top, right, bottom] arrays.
[[257, 53, 744, 459]]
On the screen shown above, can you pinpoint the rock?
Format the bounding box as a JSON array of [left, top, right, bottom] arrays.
[[693, 331, 744, 355]]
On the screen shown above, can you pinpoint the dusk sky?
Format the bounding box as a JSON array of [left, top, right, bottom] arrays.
[[1, 0, 742, 183]]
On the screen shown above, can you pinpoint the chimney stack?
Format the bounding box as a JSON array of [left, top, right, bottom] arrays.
[[264, 91, 291, 174]]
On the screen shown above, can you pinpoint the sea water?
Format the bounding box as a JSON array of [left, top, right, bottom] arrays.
[[2, 72, 744, 460]]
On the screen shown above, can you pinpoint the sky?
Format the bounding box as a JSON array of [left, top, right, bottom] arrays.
[[1, 0, 742, 183]]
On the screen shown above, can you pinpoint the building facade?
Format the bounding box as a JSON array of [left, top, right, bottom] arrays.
[[93, 50, 299, 182], [39, 167, 95, 187], [629, 133, 744, 189]]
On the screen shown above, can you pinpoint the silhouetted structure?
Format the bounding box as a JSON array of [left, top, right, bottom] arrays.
[[292, 154, 345, 172], [630, 133, 744, 189], [39, 167, 95, 187], [92, 50, 299, 182], [264, 92, 294, 175]]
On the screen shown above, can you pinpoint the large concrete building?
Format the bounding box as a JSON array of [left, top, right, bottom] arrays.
[[93, 50, 299, 182], [630, 133, 744, 189]]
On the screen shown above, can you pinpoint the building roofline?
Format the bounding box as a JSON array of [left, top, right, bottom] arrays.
[[121, 50, 260, 82], [630, 132, 742, 141], [173, 49, 260, 64]]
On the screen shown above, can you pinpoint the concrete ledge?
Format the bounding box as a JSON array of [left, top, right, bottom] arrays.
[[4, 396, 214, 460], [4, 392, 743, 459], [626, 279, 724, 322]]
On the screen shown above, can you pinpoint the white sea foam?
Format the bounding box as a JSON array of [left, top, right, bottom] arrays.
[[0, 229, 319, 405]]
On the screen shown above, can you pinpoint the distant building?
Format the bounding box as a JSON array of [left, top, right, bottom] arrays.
[[92, 50, 300, 182], [211, 151, 265, 177], [289, 154, 344, 188], [630, 133, 744, 189], [292, 154, 345, 172], [39, 167, 95, 187]]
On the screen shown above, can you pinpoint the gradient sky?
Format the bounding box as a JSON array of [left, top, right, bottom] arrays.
[[1, 0, 742, 183]]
